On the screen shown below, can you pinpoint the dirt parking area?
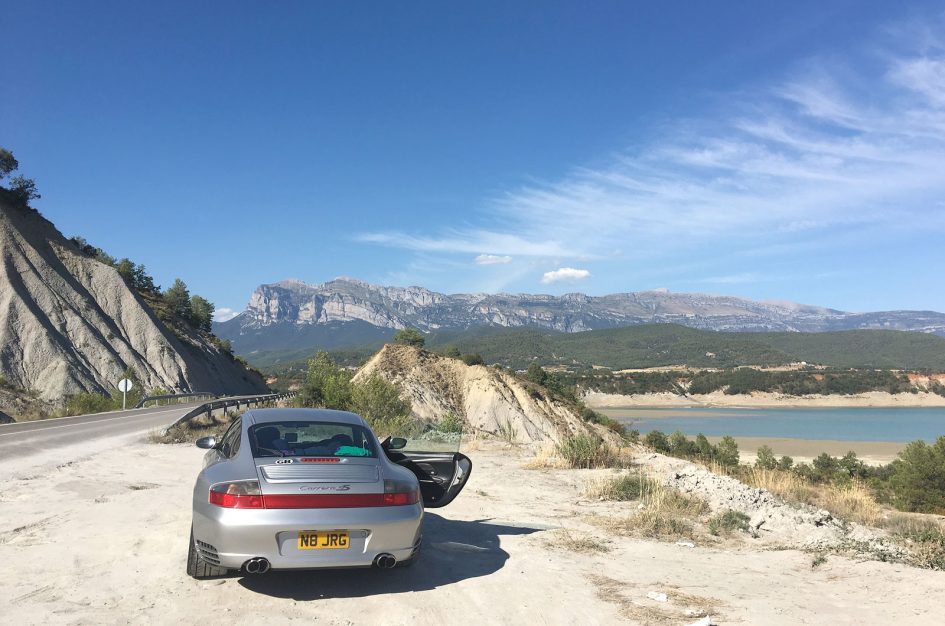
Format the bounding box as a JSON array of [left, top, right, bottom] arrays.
[[2, 439, 944, 625]]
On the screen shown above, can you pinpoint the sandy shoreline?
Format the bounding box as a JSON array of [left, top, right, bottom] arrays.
[[708, 436, 904, 466], [585, 390, 945, 409]]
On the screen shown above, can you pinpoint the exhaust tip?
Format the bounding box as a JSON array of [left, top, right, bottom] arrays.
[[243, 557, 271, 574], [373, 553, 396, 569]]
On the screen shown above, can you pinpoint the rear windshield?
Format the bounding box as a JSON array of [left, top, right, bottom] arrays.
[[249, 421, 378, 458]]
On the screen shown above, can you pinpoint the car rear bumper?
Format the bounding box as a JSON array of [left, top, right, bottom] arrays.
[[193, 503, 424, 570]]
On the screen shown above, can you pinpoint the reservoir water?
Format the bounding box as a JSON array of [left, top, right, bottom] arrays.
[[614, 407, 945, 443]]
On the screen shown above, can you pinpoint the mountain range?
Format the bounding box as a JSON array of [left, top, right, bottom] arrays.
[[215, 277, 945, 355]]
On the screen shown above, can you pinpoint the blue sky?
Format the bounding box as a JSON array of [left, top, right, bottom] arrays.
[[3, 1, 944, 320]]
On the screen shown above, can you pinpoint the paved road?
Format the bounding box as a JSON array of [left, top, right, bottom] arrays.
[[0, 399, 244, 462]]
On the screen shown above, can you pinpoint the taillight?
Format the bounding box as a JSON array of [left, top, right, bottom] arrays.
[[383, 479, 420, 506], [209, 480, 265, 509]]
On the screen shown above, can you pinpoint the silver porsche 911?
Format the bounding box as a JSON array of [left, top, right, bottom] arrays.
[[187, 407, 471, 578]]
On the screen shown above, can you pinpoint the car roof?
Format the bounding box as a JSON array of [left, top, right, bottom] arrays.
[[243, 407, 369, 427]]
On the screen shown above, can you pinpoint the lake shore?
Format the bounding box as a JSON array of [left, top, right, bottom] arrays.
[[707, 436, 905, 466], [594, 404, 922, 464], [585, 390, 945, 409]]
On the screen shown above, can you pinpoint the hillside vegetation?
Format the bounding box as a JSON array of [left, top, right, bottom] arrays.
[[424, 324, 945, 371]]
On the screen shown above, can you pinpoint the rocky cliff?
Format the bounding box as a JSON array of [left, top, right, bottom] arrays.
[[0, 202, 268, 408], [217, 277, 945, 353], [354, 344, 616, 444]]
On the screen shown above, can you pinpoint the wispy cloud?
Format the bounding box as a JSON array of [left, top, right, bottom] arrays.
[[699, 272, 763, 285], [541, 267, 591, 284], [359, 20, 945, 290], [213, 307, 240, 322], [474, 254, 513, 265]]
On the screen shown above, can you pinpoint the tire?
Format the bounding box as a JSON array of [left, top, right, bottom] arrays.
[[186, 527, 229, 579]]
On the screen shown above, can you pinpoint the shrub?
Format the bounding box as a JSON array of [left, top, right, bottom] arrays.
[[61, 393, 118, 416], [461, 353, 485, 366], [526, 362, 548, 385], [585, 473, 649, 501], [695, 433, 714, 460], [888, 437, 945, 513], [556, 434, 624, 469], [438, 411, 465, 434], [715, 435, 739, 467], [393, 328, 425, 348], [708, 510, 751, 536], [755, 445, 777, 470], [350, 373, 413, 435], [644, 430, 670, 453], [669, 431, 696, 457]]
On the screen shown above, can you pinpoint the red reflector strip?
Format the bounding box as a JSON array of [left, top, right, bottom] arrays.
[[300, 458, 341, 463], [263, 491, 419, 508], [210, 489, 419, 509]]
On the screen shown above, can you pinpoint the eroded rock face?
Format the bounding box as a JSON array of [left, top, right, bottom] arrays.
[[0, 203, 268, 404], [354, 344, 616, 444]]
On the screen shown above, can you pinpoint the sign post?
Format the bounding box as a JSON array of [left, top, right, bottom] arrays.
[[118, 378, 134, 410]]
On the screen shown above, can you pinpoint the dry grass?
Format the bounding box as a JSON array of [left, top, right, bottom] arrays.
[[523, 444, 572, 469], [542, 529, 612, 553], [589, 472, 707, 540], [588, 574, 722, 624], [149, 410, 237, 444], [879, 514, 945, 570], [585, 472, 649, 501], [525, 437, 633, 470], [743, 466, 883, 526]]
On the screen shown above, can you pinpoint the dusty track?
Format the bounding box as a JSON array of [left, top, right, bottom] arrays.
[[1, 439, 944, 625]]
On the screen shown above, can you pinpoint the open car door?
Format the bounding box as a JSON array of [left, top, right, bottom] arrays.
[[382, 436, 472, 508]]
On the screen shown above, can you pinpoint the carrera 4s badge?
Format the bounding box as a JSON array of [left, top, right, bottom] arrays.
[[299, 484, 352, 492]]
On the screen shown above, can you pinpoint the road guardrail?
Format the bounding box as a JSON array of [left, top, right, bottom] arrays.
[[135, 392, 216, 408], [164, 392, 296, 432]]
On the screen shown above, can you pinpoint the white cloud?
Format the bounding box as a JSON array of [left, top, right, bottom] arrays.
[[474, 254, 513, 265], [699, 272, 762, 285], [357, 20, 945, 289], [213, 307, 240, 322], [541, 267, 591, 284]]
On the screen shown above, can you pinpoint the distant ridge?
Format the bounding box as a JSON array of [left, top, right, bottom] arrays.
[[215, 277, 945, 355]]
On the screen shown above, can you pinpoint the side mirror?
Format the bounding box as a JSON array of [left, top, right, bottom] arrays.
[[388, 437, 408, 450], [196, 436, 218, 449]]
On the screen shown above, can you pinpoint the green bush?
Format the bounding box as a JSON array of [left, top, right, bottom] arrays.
[[393, 328, 425, 348], [556, 434, 623, 469], [715, 436, 740, 467], [644, 430, 670, 453], [755, 445, 777, 470], [889, 437, 945, 513], [669, 431, 697, 457], [708, 510, 751, 536], [61, 393, 118, 416], [461, 353, 485, 366], [438, 411, 465, 434]]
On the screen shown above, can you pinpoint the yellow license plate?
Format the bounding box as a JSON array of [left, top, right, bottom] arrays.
[[297, 531, 349, 550]]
